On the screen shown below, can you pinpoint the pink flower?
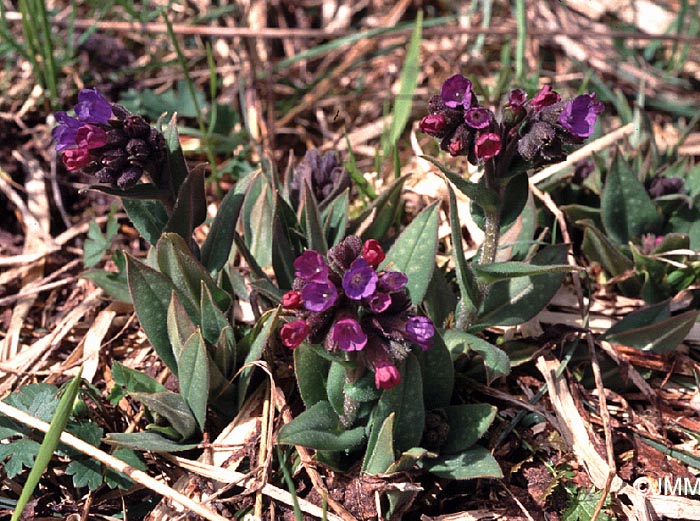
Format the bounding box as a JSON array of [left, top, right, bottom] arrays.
[[474, 132, 502, 160], [374, 361, 401, 390], [418, 114, 448, 136], [75, 124, 108, 150], [530, 85, 561, 109], [62, 148, 92, 171]]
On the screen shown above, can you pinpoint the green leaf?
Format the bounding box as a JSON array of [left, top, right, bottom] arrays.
[[419, 331, 454, 410], [365, 354, 424, 463], [243, 174, 274, 267], [200, 284, 236, 372], [164, 167, 207, 244], [424, 157, 499, 211], [66, 458, 102, 490], [11, 369, 83, 521], [563, 488, 612, 521], [363, 413, 396, 475], [474, 245, 568, 329], [446, 182, 481, 319], [126, 254, 180, 374], [4, 383, 59, 424], [200, 174, 250, 273], [88, 183, 172, 200], [381, 201, 439, 305], [601, 152, 662, 244], [122, 198, 170, 246], [383, 12, 422, 158], [422, 265, 458, 328], [83, 220, 111, 268], [82, 268, 131, 304], [277, 401, 366, 451], [238, 309, 279, 407], [167, 291, 197, 360], [304, 181, 328, 255], [294, 343, 331, 408], [474, 260, 577, 283], [176, 330, 209, 431], [347, 174, 411, 234], [163, 113, 189, 196], [272, 193, 304, 289], [326, 361, 347, 417], [109, 362, 167, 405], [156, 233, 231, 313], [0, 438, 40, 478], [322, 189, 349, 248], [104, 432, 199, 452], [131, 391, 197, 441], [602, 308, 699, 353], [424, 446, 503, 480], [440, 404, 497, 454], [443, 330, 510, 381]]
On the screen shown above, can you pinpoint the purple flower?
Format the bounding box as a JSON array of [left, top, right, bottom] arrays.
[[508, 88, 527, 110], [52, 113, 83, 150], [405, 316, 434, 350], [558, 94, 604, 138], [367, 292, 391, 313], [464, 107, 491, 129], [380, 272, 408, 292], [530, 85, 560, 110], [441, 74, 473, 109], [342, 258, 378, 300], [294, 250, 329, 282], [332, 318, 367, 351], [74, 88, 113, 124], [301, 281, 337, 312], [474, 132, 502, 160]]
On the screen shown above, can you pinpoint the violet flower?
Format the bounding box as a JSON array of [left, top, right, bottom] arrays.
[[342, 258, 378, 300], [464, 107, 491, 129], [294, 250, 329, 282], [301, 281, 337, 312], [441, 74, 473, 109], [558, 94, 604, 138], [405, 316, 435, 351], [332, 317, 367, 351]]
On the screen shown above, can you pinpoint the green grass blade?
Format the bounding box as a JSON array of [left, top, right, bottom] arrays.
[[383, 11, 422, 160], [163, 13, 218, 179], [514, 0, 526, 82], [11, 368, 83, 521], [32, 0, 57, 106]]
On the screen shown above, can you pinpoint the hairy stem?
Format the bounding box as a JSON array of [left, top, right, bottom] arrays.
[[479, 159, 500, 267]]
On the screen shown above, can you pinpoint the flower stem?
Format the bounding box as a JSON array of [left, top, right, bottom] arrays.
[[340, 365, 363, 428], [479, 159, 500, 267]]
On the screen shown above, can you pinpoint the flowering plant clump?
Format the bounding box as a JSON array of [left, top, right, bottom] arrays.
[[53, 88, 166, 189], [279, 236, 434, 390], [419, 74, 604, 168], [287, 148, 351, 209]]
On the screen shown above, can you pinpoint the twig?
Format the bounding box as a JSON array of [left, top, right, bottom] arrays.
[[531, 183, 617, 519]]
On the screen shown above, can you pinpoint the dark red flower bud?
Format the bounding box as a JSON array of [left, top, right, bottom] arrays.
[[362, 239, 385, 267], [282, 290, 303, 309], [63, 148, 92, 171], [418, 114, 448, 137], [280, 320, 310, 349]]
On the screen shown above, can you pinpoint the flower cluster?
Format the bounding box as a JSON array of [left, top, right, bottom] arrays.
[[279, 236, 435, 390], [288, 149, 350, 209], [418, 74, 604, 169], [53, 88, 166, 189]]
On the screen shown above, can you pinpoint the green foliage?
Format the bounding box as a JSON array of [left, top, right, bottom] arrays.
[[562, 487, 612, 521], [83, 207, 119, 268]]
